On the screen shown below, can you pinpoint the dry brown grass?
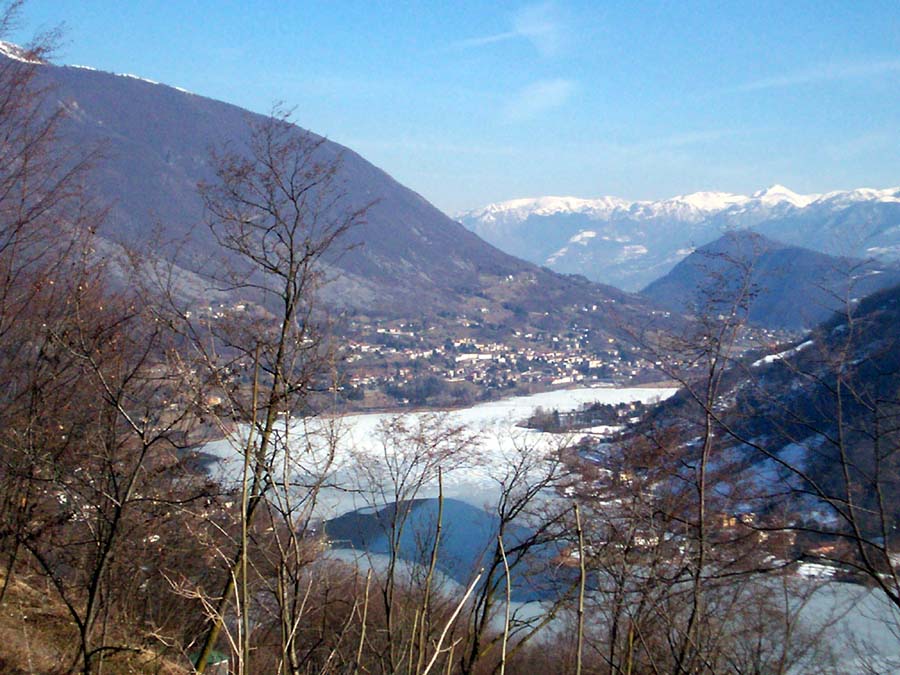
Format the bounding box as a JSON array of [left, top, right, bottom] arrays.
[[0, 571, 190, 675], [0, 572, 75, 674]]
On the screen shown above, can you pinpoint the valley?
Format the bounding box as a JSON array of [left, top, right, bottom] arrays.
[[1, 6, 899, 674]]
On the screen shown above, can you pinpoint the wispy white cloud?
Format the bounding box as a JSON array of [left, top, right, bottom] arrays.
[[729, 59, 900, 93], [504, 78, 576, 121], [454, 31, 520, 49], [512, 3, 564, 56], [453, 3, 565, 57]]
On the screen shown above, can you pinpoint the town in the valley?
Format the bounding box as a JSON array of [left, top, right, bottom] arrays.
[[192, 299, 797, 409]]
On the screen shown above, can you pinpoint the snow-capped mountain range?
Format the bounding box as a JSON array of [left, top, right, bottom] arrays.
[[458, 185, 900, 291]]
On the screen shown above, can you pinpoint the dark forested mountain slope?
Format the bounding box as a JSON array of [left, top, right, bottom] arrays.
[[13, 53, 664, 339], [632, 281, 900, 533], [36, 62, 516, 311], [642, 230, 900, 330]]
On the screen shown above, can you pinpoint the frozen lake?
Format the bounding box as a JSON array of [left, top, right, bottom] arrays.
[[203, 385, 677, 519], [201, 384, 900, 665]]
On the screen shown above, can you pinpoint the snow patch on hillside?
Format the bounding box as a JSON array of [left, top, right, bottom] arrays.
[[118, 73, 160, 85], [66, 63, 193, 94], [619, 244, 648, 260], [0, 40, 42, 64], [570, 230, 597, 245], [546, 229, 600, 263], [752, 340, 814, 367]]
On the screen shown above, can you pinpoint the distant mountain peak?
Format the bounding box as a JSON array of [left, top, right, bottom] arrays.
[[670, 190, 748, 211], [754, 183, 794, 196], [464, 195, 629, 224], [751, 184, 819, 208], [642, 229, 900, 330]]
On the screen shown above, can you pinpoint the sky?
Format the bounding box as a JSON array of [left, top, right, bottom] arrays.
[[8, 1, 900, 214]]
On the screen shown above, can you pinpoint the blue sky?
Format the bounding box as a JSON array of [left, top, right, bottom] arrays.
[[9, 1, 900, 214]]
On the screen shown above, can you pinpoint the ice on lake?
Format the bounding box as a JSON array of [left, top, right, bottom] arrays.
[[202, 385, 677, 519]]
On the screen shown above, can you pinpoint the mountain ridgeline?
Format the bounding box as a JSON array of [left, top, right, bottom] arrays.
[[459, 186, 900, 292], [16, 53, 665, 342], [38, 62, 518, 311], [641, 230, 900, 330], [18, 48, 900, 343]]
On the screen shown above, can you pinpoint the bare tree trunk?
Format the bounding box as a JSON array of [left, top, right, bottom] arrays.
[[498, 534, 511, 675], [574, 503, 585, 675]]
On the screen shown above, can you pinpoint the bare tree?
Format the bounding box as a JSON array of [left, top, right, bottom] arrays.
[[0, 9, 227, 675], [349, 413, 477, 674], [586, 243, 894, 673], [460, 432, 573, 675], [24, 269, 207, 674], [688, 282, 900, 670], [629, 246, 760, 674], [0, 0, 97, 598], [177, 108, 368, 673]]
